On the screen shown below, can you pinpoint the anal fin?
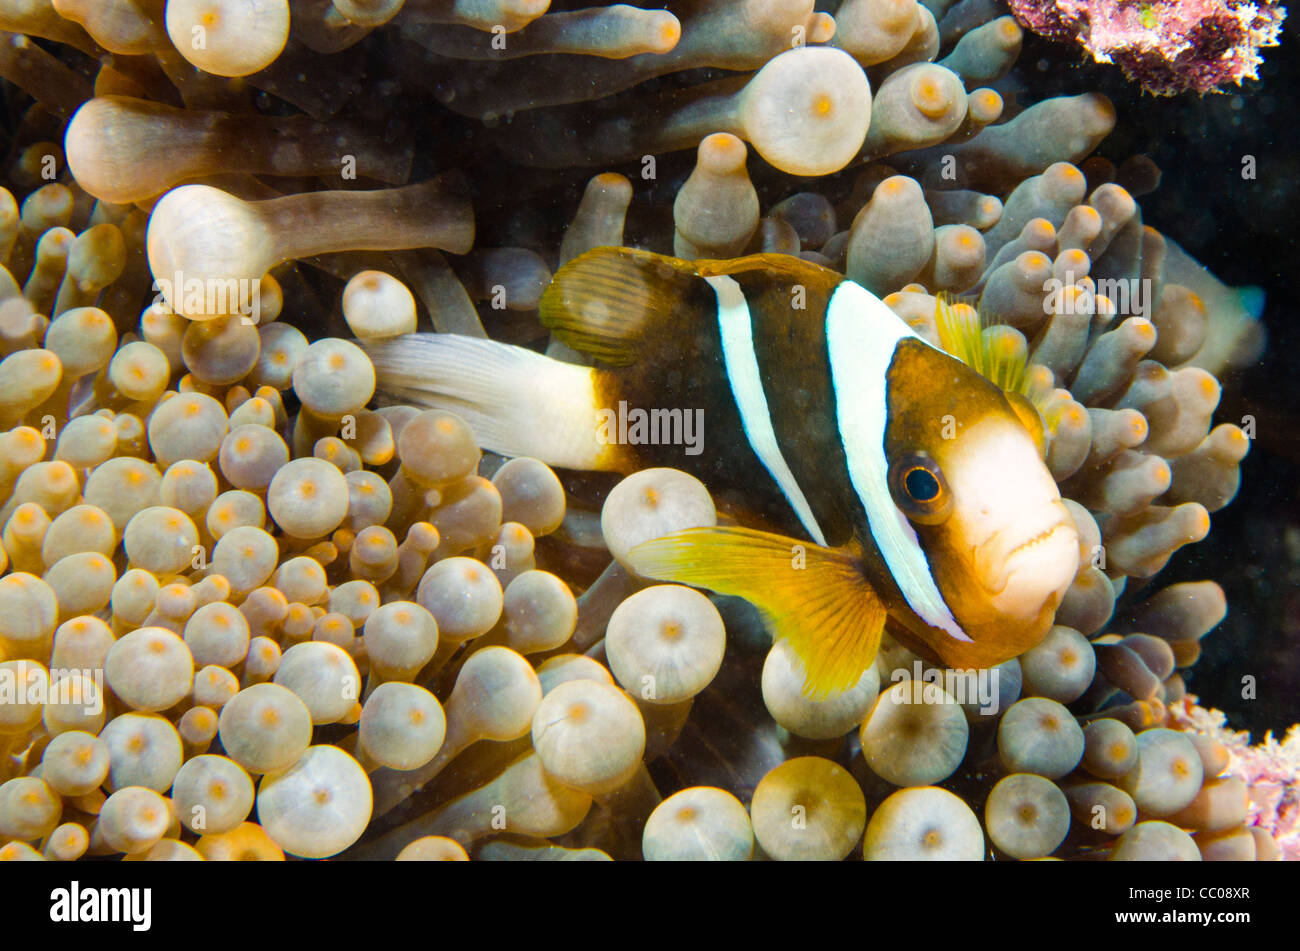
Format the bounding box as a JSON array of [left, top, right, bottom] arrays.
[[625, 526, 886, 699]]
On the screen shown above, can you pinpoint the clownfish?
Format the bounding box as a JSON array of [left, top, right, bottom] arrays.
[[364, 247, 1080, 697]]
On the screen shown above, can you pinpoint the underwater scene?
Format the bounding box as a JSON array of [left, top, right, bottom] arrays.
[[0, 0, 1298, 877]]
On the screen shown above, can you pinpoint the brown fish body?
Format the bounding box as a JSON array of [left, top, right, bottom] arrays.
[[366, 247, 1080, 695]]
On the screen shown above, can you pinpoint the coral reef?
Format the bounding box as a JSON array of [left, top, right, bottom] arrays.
[[0, 0, 1289, 863], [1005, 0, 1287, 95], [1170, 700, 1300, 859]]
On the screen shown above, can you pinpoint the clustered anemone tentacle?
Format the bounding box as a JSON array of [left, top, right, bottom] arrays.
[[0, 0, 1291, 863]]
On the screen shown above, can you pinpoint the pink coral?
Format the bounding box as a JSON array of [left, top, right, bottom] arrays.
[[1008, 0, 1287, 94], [1169, 698, 1300, 859]]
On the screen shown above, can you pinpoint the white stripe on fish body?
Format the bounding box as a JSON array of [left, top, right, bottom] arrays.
[[825, 279, 971, 644], [705, 273, 829, 548]]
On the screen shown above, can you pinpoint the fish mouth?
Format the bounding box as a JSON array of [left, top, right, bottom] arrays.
[[974, 510, 1080, 617], [1006, 521, 1076, 563]]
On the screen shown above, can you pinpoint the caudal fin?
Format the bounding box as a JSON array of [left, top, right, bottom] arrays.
[[361, 333, 625, 471]]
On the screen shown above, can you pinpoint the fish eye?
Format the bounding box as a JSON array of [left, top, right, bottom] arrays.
[[889, 452, 952, 524], [905, 467, 940, 501]]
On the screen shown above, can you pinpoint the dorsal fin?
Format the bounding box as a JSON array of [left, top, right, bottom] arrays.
[[694, 252, 840, 284], [540, 247, 842, 366], [539, 246, 698, 365]]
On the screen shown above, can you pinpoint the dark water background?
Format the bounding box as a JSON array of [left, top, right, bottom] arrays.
[[1022, 14, 1300, 737]]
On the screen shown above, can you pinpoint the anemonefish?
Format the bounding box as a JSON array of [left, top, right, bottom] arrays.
[[364, 247, 1080, 697]]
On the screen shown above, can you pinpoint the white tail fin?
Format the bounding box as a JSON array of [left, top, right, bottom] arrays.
[[361, 333, 616, 471]]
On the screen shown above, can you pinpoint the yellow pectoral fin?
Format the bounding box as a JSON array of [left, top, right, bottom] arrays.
[[1005, 391, 1048, 459], [625, 526, 887, 699]]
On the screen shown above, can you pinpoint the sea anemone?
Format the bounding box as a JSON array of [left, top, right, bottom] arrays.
[[0, 0, 1288, 865]]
